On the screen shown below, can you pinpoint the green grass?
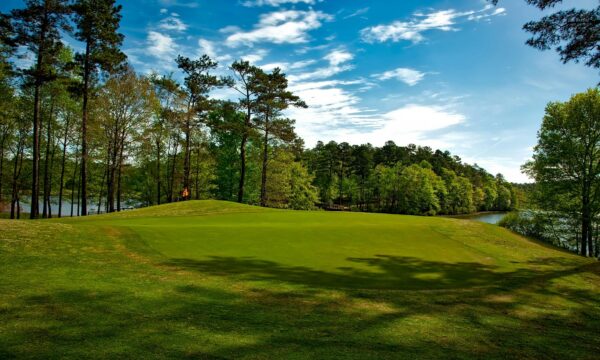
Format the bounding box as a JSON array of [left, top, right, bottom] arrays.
[[1, 200, 599, 359]]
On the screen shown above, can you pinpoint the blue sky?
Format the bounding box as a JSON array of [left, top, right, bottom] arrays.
[[3, 0, 598, 182]]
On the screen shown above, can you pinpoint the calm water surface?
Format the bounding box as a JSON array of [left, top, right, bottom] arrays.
[[460, 212, 507, 224]]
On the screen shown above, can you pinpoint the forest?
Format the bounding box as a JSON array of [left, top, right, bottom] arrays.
[[0, 1, 516, 219]]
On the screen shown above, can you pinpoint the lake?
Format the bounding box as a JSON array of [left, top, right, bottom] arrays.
[[1, 196, 141, 217], [443, 212, 508, 225]]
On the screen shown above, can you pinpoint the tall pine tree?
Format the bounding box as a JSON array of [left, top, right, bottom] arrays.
[[72, 0, 125, 216], [10, 0, 70, 219], [254, 68, 306, 207]]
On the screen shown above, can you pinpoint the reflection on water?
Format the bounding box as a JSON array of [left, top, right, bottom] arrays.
[[466, 213, 507, 224], [444, 212, 508, 225], [1, 196, 140, 217]]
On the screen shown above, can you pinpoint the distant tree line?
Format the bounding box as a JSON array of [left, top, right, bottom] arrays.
[[303, 141, 517, 215], [0, 0, 515, 219]]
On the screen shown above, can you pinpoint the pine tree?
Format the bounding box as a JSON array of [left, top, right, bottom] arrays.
[[10, 0, 71, 219], [176, 55, 229, 200], [230, 60, 261, 203], [254, 68, 306, 207], [71, 0, 126, 216]]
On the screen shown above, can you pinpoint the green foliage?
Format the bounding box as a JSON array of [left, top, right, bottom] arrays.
[[524, 89, 600, 256], [264, 149, 319, 210], [305, 141, 515, 215]]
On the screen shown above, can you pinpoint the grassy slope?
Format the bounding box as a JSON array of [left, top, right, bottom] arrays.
[[1, 200, 599, 359]]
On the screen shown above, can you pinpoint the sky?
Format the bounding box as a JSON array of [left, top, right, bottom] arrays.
[[2, 0, 599, 182]]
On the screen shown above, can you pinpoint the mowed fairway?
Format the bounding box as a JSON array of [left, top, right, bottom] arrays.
[[1, 201, 599, 359]]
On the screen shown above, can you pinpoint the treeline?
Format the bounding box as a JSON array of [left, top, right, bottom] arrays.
[[0, 0, 514, 218], [304, 141, 517, 215]]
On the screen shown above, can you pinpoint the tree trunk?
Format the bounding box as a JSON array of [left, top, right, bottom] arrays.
[[183, 100, 192, 200], [183, 114, 192, 200], [168, 137, 178, 202], [195, 145, 200, 200], [31, 82, 41, 219], [260, 120, 269, 207], [48, 126, 56, 218], [10, 139, 23, 219], [80, 40, 91, 216], [238, 133, 247, 203], [43, 99, 54, 218], [581, 185, 590, 256], [0, 132, 6, 204], [58, 116, 70, 218], [70, 153, 78, 217], [29, 21, 49, 219], [107, 118, 120, 212], [156, 139, 161, 205], [587, 218, 594, 257], [117, 134, 125, 211], [98, 155, 108, 215], [238, 93, 252, 203], [76, 157, 81, 216]]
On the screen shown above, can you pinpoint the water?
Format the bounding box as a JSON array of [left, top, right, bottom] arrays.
[[443, 212, 508, 225], [466, 212, 507, 224], [1, 196, 140, 217]]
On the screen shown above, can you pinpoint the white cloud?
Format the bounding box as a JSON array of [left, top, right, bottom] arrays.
[[158, 0, 199, 8], [160, 8, 168, 14], [344, 7, 369, 20], [382, 105, 464, 134], [242, 0, 316, 6], [289, 65, 353, 82], [240, 49, 269, 63], [290, 98, 466, 150], [224, 10, 332, 47], [287, 81, 374, 142], [158, 15, 188, 32], [197, 38, 232, 63], [260, 59, 316, 71], [290, 59, 317, 69], [198, 39, 216, 58], [147, 31, 177, 58], [373, 67, 426, 86], [288, 49, 354, 82], [361, 5, 506, 43], [324, 48, 353, 66]]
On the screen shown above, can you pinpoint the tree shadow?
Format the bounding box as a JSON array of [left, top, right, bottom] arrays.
[[163, 255, 576, 291], [3, 256, 600, 359]]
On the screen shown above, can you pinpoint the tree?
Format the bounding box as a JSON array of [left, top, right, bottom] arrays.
[[149, 74, 181, 205], [176, 55, 228, 200], [97, 66, 154, 212], [10, 0, 71, 218], [230, 60, 261, 203], [524, 89, 600, 256], [254, 67, 306, 207], [289, 161, 319, 210], [206, 101, 246, 201], [72, 0, 126, 216], [263, 148, 318, 210], [441, 169, 474, 214], [0, 16, 15, 206], [397, 162, 446, 216], [492, 0, 600, 73]]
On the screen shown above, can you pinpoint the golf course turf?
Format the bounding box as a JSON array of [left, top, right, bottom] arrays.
[[1, 200, 599, 359]]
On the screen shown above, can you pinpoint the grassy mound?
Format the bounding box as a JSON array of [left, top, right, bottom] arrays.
[[1, 200, 599, 359]]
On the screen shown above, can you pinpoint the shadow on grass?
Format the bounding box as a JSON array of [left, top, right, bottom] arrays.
[[164, 255, 591, 291], [2, 256, 600, 359]]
